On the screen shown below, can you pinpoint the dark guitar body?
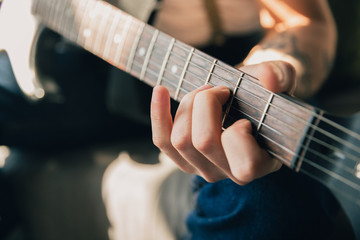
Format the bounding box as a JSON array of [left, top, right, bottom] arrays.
[[301, 112, 360, 239]]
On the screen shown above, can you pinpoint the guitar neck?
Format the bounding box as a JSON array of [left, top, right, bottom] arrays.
[[31, 0, 320, 170]]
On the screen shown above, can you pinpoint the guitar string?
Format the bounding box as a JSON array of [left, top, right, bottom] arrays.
[[99, 19, 360, 150], [52, 6, 360, 170], [49, 0, 360, 156], [129, 59, 360, 195], [143, 62, 360, 195], [166, 44, 360, 143], [42, 0, 360, 171], [125, 46, 360, 166], [164, 48, 360, 156], [122, 34, 360, 161], [42, 2, 360, 199], [129, 58, 360, 179], [47, 0, 360, 145], [300, 168, 360, 206]]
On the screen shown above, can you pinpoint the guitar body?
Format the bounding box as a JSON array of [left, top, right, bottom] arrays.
[[0, 0, 45, 99], [297, 111, 360, 238]]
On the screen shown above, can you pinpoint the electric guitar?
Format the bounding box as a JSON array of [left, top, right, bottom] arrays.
[[1, 0, 360, 235]]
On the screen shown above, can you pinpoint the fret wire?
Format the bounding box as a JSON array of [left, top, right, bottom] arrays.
[[76, 0, 93, 45], [41, 0, 52, 26], [140, 29, 160, 80], [157, 38, 176, 86], [222, 73, 244, 126], [204, 69, 360, 156], [126, 22, 145, 72], [40, 0, 358, 149], [103, 10, 122, 60], [51, 1, 61, 30], [134, 57, 360, 168], [94, 4, 112, 55], [104, 25, 325, 128], [132, 58, 360, 178], [223, 115, 295, 164], [40, 0, 52, 28], [39, 0, 50, 25], [134, 55, 357, 171], [234, 98, 360, 166], [175, 47, 194, 100], [225, 113, 359, 179], [225, 112, 359, 179], [34, 1, 360, 185], [130, 42, 360, 158], [57, 0, 68, 35], [61, 0, 73, 40], [62, 0, 75, 38], [52, 1, 62, 33], [133, 60, 179, 90], [58, 1, 72, 37], [84, 1, 102, 50], [37, 0, 357, 169], [127, 40, 360, 158], [155, 48, 310, 135], [224, 107, 282, 139], [205, 59, 217, 85], [70, 0, 88, 42], [49, 0, 360, 195], [295, 110, 324, 171], [231, 88, 360, 163], [257, 93, 274, 132], [113, 14, 132, 67]]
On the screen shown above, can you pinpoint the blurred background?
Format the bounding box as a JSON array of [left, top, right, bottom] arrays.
[[1, 0, 360, 239]]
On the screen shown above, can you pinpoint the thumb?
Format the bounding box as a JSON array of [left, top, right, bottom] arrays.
[[239, 61, 296, 95]]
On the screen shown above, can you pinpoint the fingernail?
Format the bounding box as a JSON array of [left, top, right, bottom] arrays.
[[269, 62, 284, 87], [198, 84, 213, 90]]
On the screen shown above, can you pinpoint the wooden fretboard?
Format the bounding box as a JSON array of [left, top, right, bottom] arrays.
[[31, 0, 321, 171]]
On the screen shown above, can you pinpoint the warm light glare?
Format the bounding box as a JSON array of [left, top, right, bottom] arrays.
[[260, 0, 310, 31], [259, 9, 275, 29], [0, 146, 10, 168]]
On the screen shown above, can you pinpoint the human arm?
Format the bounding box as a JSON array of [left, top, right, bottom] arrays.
[[245, 0, 337, 99]]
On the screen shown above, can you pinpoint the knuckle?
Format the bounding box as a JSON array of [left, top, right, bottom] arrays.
[[152, 136, 171, 150], [231, 158, 258, 184], [193, 134, 215, 155], [194, 90, 211, 105], [171, 134, 192, 151]]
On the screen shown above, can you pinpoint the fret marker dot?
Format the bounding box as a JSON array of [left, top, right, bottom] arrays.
[[83, 29, 91, 38], [171, 65, 178, 74], [334, 151, 345, 160], [138, 47, 146, 57], [114, 34, 122, 44]]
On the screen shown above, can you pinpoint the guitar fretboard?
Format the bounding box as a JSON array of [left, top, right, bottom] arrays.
[[31, 0, 320, 170]]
